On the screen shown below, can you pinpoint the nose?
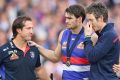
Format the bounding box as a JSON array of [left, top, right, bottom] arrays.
[[30, 28, 34, 34], [65, 19, 69, 23]]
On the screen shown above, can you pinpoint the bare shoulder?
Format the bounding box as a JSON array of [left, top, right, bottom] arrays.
[[58, 30, 66, 42]]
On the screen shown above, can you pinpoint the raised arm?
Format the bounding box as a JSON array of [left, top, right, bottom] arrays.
[[29, 31, 64, 62]]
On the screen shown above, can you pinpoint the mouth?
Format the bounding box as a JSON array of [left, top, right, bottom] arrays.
[[31, 35, 33, 37], [66, 24, 71, 27], [66, 23, 69, 25], [27, 35, 33, 38], [30, 33, 33, 37]]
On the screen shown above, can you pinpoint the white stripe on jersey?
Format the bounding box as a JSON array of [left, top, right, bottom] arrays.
[[62, 64, 90, 72]]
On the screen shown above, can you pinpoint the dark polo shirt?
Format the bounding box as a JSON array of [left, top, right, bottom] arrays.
[[0, 41, 41, 80]]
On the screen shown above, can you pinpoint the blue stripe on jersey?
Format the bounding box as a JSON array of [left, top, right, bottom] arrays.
[[62, 70, 90, 80]]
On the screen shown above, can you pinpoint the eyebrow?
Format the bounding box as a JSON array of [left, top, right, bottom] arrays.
[[87, 19, 93, 21], [65, 17, 72, 19]]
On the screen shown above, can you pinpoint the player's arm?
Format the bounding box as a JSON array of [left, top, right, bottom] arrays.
[[29, 31, 64, 62]]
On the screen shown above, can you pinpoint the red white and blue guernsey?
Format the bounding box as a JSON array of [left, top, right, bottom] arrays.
[[61, 28, 90, 80]]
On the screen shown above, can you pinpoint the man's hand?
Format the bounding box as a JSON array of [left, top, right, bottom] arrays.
[[113, 64, 120, 77], [84, 22, 93, 36], [91, 32, 98, 46], [28, 41, 40, 48], [113, 64, 120, 73]]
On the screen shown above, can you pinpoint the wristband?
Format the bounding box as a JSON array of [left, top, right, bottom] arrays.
[[85, 35, 91, 38]]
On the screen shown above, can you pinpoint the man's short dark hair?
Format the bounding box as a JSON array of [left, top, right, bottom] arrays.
[[65, 4, 85, 22], [12, 16, 32, 38], [86, 3, 108, 22]]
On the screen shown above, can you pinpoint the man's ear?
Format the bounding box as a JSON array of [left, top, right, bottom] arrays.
[[77, 17, 82, 23], [98, 15, 103, 22], [16, 28, 22, 34]]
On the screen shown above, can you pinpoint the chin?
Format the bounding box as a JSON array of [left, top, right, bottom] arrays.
[[26, 38, 32, 41], [66, 25, 71, 28], [28, 38, 32, 41], [66, 27, 71, 29]]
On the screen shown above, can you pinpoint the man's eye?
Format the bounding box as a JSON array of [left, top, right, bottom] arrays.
[[26, 28, 31, 30], [66, 17, 72, 19], [68, 18, 72, 19], [90, 19, 94, 22]]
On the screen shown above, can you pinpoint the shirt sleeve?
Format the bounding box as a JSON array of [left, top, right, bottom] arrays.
[[0, 48, 5, 65], [84, 32, 117, 63], [35, 49, 41, 68]]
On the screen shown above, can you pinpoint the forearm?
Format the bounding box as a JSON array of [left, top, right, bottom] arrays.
[[84, 37, 95, 62], [37, 45, 60, 62], [84, 37, 104, 63]]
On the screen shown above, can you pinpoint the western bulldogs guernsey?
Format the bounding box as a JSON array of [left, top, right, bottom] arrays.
[[61, 28, 90, 80]]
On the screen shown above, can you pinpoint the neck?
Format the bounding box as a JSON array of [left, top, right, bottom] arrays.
[[71, 24, 82, 34], [13, 36, 27, 49], [99, 22, 107, 33]]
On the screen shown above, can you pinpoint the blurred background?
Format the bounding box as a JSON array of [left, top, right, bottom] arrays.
[[0, 0, 120, 80]]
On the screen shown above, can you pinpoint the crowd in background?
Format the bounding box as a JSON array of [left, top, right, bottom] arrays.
[[0, 0, 120, 80]]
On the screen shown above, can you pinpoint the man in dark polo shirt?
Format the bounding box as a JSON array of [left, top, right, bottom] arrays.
[[0, 16, 49, 80]]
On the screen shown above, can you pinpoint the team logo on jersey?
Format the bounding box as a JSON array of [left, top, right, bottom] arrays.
[[9, 50, 19, 60], [30, 51, 35, 59], [62, 41, 67, 49], [8, 50, 17, 55], [8, 51, 14, 55], [77, 42, 84, 49]]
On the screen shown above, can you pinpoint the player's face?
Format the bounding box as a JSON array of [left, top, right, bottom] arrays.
[[65, 12, 79, 30], [86, 13, 101, 32], [18, 21, 34, 41]]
